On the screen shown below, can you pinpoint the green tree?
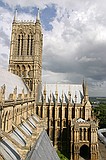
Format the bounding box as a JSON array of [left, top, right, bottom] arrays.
[[93, 104, 106, 128]]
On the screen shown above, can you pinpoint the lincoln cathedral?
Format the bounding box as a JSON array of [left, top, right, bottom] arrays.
[[0, 9, 99, 160]]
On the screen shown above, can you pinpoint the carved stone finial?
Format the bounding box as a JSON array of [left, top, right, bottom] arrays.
[[43, 84, 46, 96], [22, 88, 24, 94], [62, 90, 64, 103], [1, 84, 6, 95], [21, 88, 25, 100], [75, 91, 77, 103], [0, 84, 6, 102], [12, 86, 17, 101], [50, 90, 52, 101], [68, 90, 71, 103], [43, 84, 46, 103], [14, 86, 17, 94]]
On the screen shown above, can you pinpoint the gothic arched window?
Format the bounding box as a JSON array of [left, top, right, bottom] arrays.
[[17, 34, 23, 55], [27, 35, 29, 55], [80, 128, 82, 140], [21, 34, 23, 55], [27, 34, 33, 56], [30, 36, 33, 55], [84, 128, 86, 140], [18, 35, 20, 55]]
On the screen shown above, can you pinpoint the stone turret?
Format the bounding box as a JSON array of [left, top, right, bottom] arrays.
[[61, 91, 64, 103], [82, 80, 89, 102], [34, 9, 43, 99], [83, 81, 91, 120]]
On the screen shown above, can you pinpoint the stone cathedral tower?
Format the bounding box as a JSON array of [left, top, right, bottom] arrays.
[[9, 9, 43, 99]]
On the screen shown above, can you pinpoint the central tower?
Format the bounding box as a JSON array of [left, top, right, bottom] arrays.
[[9, 9, 43, 99]]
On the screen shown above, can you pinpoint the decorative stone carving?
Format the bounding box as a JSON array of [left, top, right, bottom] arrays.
[[0, 84, 6, 103]]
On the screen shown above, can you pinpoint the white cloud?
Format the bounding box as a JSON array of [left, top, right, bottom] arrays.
[[42, 1, 106, 96]]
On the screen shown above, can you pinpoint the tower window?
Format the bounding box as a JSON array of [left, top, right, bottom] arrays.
[[84, 128, 86, 140], [27, 34, 33, 56], [27, 35, 29, 55], [18, 35, 20, 55], [21, 35, 23, 55], [30, 38, 33, 55], [80, 128, 82, 140], [17, 34, 23, 55]]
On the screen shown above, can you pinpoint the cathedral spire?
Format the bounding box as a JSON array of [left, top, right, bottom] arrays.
[[13, 9, 17, 22]]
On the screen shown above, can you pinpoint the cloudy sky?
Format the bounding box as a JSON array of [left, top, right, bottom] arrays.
[[0, 0, 106, 96]]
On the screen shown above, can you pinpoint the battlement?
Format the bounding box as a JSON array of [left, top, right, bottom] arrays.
[[13, 20, 35, 25]]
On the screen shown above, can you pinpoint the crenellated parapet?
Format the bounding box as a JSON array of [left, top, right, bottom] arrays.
[[13, 20, 35, 24]]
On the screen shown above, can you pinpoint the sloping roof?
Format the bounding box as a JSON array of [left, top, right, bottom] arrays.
[[41, 84, 83, 103], [0, 137, 21, 160], [26, 130, 60, 160], [0, 68, 29, 99]]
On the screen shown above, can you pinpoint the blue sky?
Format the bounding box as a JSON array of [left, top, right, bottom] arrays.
[[0, 0, 106, 96]]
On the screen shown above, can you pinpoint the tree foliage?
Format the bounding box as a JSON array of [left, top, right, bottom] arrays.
[[93, 103, 106, 128], [57, 150, 69, 160]]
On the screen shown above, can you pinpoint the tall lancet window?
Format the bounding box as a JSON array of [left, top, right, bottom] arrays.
[[27, 35, 29, 55], [21, 35, 23, 55], [80, 128, 82, 140], [30, 36, 33, 55], [18, 35, 20, 55]]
